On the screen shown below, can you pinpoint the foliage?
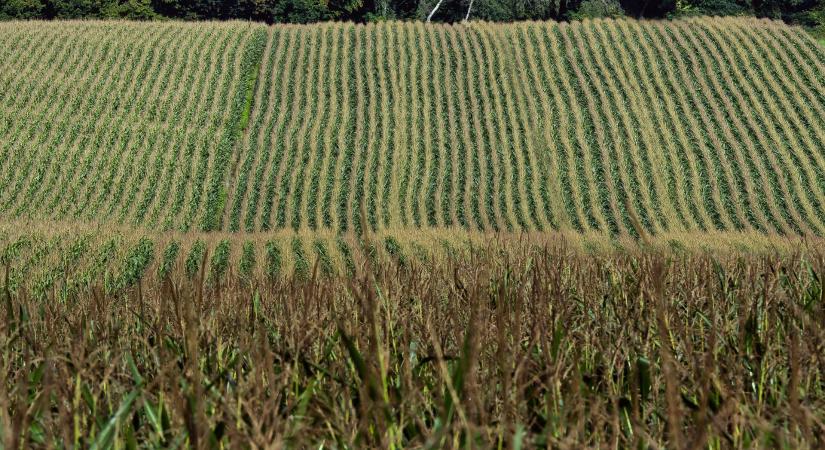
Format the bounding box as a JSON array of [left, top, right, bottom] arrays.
[[673, 0, 751, 16], [185, 240, 206, 278], [239, 240, 256, 277], [41, 0, 161, 19], [619, 0, 675, 17], [0, 240, 823, 447], [0, 0, 44, 19], [209, 239, 231, 280], [2, 19, 825, 238], [222, 18, 825, 237], [269, 0, 333, 22], [0, 14, 823, 449], [201, 26, 267, 231], [264, 240, 282, 278], [0, 0, 822, 22], [0, 22, 266, 232], [105, 0, 160, 19], [569, 0, 625, 19], [110, 237, 154, 292], [791, 2, 825, 38], [157, 241, 180, 278], [476, 0, 565, 21]]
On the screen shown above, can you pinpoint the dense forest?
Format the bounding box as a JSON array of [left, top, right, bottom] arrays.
[[0, 0, 823, 33]]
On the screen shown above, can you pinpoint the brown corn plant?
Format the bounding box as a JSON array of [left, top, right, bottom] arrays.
[[1, 243, 824, 448]]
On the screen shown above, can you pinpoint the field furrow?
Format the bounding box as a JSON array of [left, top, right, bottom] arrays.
[[597, 20, 686, 232], [363, 23, 382, 231], [648, 23, 741, 231], [752, 24, 825, 201], [456, 27, 491, 231], [262, 27, 310, 231], [429, 26, 452, 227], [227, 28, 278, 232], [506, 25, 558, 230], [706, 20, 824, 233], [582, 22, 663, 235], [288, 25, 330, 231], [658, 24, 755, 231], [0, 31, 107, 212], [467, 26, 506, 231], [437, 26, 463, 227], [680, 23, 791, 234], [478, 24, 522, 231], [307, 24, 342, 231], [24, 31, 145, 219], [343, 25, 366, 233], [248, 27, 299, 232], [563, 23, 629, 236], [490, 25, 542, 230], [0, 18, 821, 243], [623, 20, 711, 230], [325, 26, 354, 231]]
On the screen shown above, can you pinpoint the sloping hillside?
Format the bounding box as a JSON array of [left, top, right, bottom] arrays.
[[1, 18, 824, 238], [0, 21, 267, 231]]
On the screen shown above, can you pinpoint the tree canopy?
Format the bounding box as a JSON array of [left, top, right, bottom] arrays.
[[0, 0, 823, 30]]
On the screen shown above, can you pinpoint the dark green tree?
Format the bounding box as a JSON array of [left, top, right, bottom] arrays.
[[269, 0, 332, 23], [0, 0, 45, 19], [618, 0, 676, 17]]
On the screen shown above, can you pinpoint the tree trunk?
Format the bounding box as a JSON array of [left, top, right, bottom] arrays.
[[464, 0, 474, 21], [426, 0, 444, 22]]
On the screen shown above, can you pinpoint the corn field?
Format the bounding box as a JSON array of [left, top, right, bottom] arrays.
[[1, 237, 825, 447], [0, 21, 267, 232], [1, 18, 824, 237], [2, 16, 825, 448]]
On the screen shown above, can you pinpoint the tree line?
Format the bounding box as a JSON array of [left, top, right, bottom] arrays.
[[0, 0, 823, 36]]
